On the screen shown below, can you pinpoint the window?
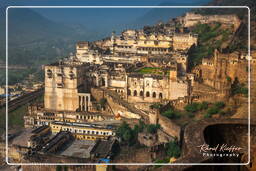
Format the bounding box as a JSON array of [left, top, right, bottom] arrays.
[[140, 91, 143, 97], [134, 90, 137, 96], [153, 92, 156, 98], [146, 91, 150, 97], [127, 89, 131, 96], [159, 93, 163, 99]]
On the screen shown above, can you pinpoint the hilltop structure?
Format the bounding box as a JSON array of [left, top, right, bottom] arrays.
[[177, 12, 241, 30]]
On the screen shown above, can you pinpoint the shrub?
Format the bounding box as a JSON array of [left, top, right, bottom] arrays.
[[162, 109, 180, 119], [187, 112, 195, 118], [146, 124, 160, 134], [196, 101, 209, 110], [166, 141, 181, 158], [184, 103, 199, 113], [99, 98, 107, 108], [150, 103, 162, 109], [185, 102, 208, 113], [201, 101, 209, 110], [214, 101, 225, 109], [204, 113, 211, 118], [220, 111, 226, 116], [207, 106, 220, 115], [226, 76, 231, 82]]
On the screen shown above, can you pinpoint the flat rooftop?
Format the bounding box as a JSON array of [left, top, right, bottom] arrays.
[[60, 140, 96, 159], [52, 121, 115, 130]]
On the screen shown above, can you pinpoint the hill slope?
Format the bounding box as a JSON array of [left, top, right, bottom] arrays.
[[0, 8, 97, 66]]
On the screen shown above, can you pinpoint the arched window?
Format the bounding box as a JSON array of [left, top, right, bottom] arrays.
[[159, 93, 163, 99], [140, 91, 143, 97], [146, 91, 150, 97], [127, 89, 131, 96], [134, 90, 137, 96], [153, 92, 156, 98]]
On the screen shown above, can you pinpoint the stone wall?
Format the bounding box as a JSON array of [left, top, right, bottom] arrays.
[[149, 112, 181, 140], [158, 115, 181, 140], [106, 92, 141, 119], [91, 88, 141, 119], [193, 51, 252, 95], [179, 12, 241, 31]]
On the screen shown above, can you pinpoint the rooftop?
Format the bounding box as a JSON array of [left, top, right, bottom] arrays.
[[60, 140, 96, 159], [51, 121, 115, 130]]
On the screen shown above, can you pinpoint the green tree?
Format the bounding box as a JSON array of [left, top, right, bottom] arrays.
[[123, 130, 132, 142], [166, 141, 181, 158], [207, 106, 219, 115], [138, 120, 145, 132], [214, 101, 225, 109], [184, 103, 199, 113], [99, 98, 107, 109], [204, 113, 211, 118], [150, 103, 162, 109], [162, 109, 180, 119], [146, 124, 160, 134]]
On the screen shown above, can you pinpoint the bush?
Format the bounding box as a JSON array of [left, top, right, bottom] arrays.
[[116, 122, 136, 145], [204, 113, 211, 118], [166, 141, 181, 158], [162, 109, 180, 119], [187, 112, 195, 118], [207, 106, 220, 115], [184, 103, 199, 113], [138, 120, 145, 132], [214, 101, 225, 109], [200, 101, 209, 110], [220, 111, 226, 116], [231, 78, 248, 96], [185, 102, 208, 113], [99, 98, 107, 108], [154, 158, 170, 168], [150, 103, 162, 109], [146, 124, 160, 134]]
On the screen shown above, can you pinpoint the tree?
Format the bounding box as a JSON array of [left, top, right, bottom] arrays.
[[201, 101, 209, 110], [150, 103, 162, 109], [184, 103, 199, 113], [214, 101, 225, 109], [123, 130, 132, 142], [137, 120, 145, 132], [116, 121, 137, 146], [146, 124, 160, 134], [207, 106, 219, 115], [99, 98, 107, 109], [166, 141, 181, 158], [162, 109, 180, 119], [204, 113, 211, 118]]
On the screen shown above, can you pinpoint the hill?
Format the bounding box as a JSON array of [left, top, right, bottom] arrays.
[[194, 0, 256, 49], [0, 8, 98, 67]]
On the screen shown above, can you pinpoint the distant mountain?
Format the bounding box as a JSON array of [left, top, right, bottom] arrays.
[[0, 8, 98, 66], [130, 1, 211, 28]]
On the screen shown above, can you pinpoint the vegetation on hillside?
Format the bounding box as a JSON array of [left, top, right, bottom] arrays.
[[188, 23, 233, 68], [231, 77, 248, 96], [136, 67, 163, 75], [154, 139, 181, 167], [116, 121, 160, 146], [204, 101, 226, 118], [194, 0, 255, 20]]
